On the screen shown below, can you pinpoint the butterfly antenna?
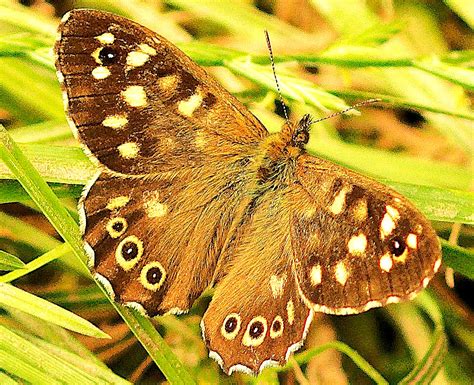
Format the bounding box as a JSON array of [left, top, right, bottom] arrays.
[[264, 30, 290, 125], [311, 98, 382, 125]]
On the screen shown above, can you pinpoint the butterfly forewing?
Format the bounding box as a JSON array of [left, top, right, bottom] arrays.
[[55, 10, 267, 175], [290, 155, 442, 314]]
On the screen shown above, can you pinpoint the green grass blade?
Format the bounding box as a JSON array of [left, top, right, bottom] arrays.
[[398, 293, 448, 384], [440, 240, 474, 280], [14, 329, 131, 385], [0, 325, 101, 385], [0, 349, 62, 385], [414, 58, 474, 91], [0, 243, 71, 283], [0, 371, 18, 385], [0, 126, 195, 383], [443, 0, 474, 29], [0, 283, 109, 338], [386, 182, 474, 225], [0, 180, 82, 204], [116, 306, 197, 385], [274, 340, 389, 385], [0, 250, 25, 271], [226, 58, 350, 112]]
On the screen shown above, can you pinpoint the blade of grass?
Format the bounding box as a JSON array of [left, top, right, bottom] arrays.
[[385, 181, 474, 225], [0, 371, 18, 385], [0, 325, 101, 385], [0, 242, 71, 283], [8, 307, 108, 368], [0, 180, 82, 204], [398, 293, 448, 384], [0, 283, 109, 338], [0, 125, 196, 384], [274, 340, 389, 385], [14, 328, 131, 385], [440, 240, 474, 280], [0, 249, 25, 271]]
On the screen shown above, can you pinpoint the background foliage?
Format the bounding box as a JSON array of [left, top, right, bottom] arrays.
[[0, 0, 472, 384]]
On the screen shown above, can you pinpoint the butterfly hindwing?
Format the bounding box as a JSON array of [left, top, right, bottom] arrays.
[[82, 161, 253, 316], [202, 191, 313, 374], [290, 155, 442, 314], [55, 9, 267, 175]]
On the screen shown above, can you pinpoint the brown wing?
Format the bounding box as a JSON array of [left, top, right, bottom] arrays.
[[82, 161, 250, 316], [202, 191, 313, 374], [290, 154, 442, 315], [55, 9, 267, 175]]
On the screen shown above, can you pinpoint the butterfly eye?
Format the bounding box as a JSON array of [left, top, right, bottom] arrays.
[[389, 236, 406, 256], [99, 46, 118, 65]]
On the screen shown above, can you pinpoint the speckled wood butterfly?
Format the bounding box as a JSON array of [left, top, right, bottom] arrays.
[[54, 9, 442, 375]]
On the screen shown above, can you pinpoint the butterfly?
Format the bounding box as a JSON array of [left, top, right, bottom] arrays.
[[54, 9, 442, 375]]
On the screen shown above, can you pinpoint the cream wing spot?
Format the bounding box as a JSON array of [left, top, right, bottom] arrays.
[[379, 253, 393, 272], [102, 114, 128, 129], [310, 264, 322, 286], [139, 44, 157, 55], [144, 192, 168, 218], [406, 233, 417, 249], [126, 50, 150, 68], [116, 235, 143, 271], [221, 313, 241, 340], [347, 233, 367, 255], [118, 142, 140, 159], [159, 74, 179, 92], [121, 86, 147, 107], [106, 196, 129, 210], [95, 32, 115, 45], [329, 186, 351, 214], [92, 66, 111, 79], [140, 262, 166, 291], [178, 90, 203, 117], [335, 261, 349, 285], [269, 275, 285, 298], [353, 198, 368, 221], [106, 217, 127, 238], [242, 316, 267, 347], [269, 316, 284, 339], [286, 300, 295, 325], [380, 205, 400, 239]]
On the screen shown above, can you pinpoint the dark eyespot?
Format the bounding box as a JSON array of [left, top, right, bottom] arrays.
[[112, 221, 124, 232], [272, 320, 282, 332], [249, 321, 265, 339], [146, 267, 163, 284], [122, 241, 138, 260], [225, 317, 238, 333], [390, 236, 406, 256], [99, 47, 118, 65]]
